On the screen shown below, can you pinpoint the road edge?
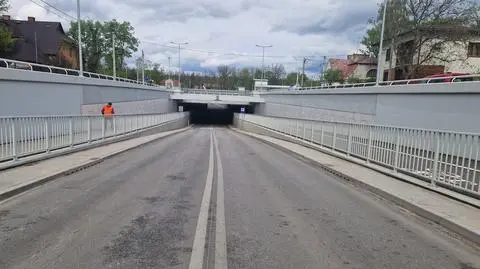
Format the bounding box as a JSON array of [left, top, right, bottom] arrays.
[[230, 127, 480, 247], [0, 126, 191, 202]]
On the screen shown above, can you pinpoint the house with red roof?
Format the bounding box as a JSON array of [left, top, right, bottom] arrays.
[[326, 54, 377, 81]]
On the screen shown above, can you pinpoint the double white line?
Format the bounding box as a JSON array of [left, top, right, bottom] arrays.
[[188, 129, 227, 269]]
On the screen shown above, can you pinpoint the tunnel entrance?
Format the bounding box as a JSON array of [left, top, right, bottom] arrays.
[[179, 103, 254, 125]]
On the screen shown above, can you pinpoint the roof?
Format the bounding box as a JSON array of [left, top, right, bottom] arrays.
[[328, 58, 357, 79], [0, 18, 73, 63]]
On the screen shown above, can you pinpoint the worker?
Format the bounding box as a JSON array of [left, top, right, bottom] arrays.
[[101, 102, 115, 131]]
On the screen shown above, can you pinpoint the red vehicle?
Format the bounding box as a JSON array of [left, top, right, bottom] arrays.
[[423, 72, 473, 83]]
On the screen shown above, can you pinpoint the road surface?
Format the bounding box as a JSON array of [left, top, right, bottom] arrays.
[[0, 127, 479, 269]]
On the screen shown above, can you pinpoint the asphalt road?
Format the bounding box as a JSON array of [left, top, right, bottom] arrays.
[[0, 127, 479, 269]]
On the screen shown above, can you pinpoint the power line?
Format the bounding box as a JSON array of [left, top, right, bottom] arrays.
[[28, 0, 76, 21]]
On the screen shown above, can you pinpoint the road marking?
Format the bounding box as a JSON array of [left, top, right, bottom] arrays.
[[213, 132, 228, 269], [188, 130, 214, 269]]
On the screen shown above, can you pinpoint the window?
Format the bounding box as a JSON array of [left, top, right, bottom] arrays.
[[385, 48, 391, 62], [468, 42, 480, 57]]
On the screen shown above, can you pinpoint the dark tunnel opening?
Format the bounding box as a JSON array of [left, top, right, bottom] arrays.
[[179, 103, 254, 125]]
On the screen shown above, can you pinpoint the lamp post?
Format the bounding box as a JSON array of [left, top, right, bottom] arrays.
[[256, 44, 272, 80], [170, 41, 189, 89], [76, 0, 83, 76], [376, 0, 388, 85]]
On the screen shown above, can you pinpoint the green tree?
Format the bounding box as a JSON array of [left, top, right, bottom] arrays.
[[238, 68, 254, 90], [324, 69, 344, 84], [267, 64, 286, 85], [0, 0, 9, 12], [103, 20, 139, 74], [68, 20, 105, 73], [0, 26, 14, 53]]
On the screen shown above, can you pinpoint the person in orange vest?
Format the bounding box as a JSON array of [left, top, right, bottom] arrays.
[[101, 102, 115, 131]]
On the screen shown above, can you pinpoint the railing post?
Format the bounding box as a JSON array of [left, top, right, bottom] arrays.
[[303, 121, 306, 139], [11, 119, 17, 161], [87, 117, 92, 144], [310, 123, 314, 142], [320, 124, 324, 147], [123, 117, 127, 134], [296, 120, 299, 137], [45, 118, 50, 153], [113, 116, 117, 136], [366, 127, 373, 163], [347, 124, 352, 156], [69, 117, 73, 148], [431, 132, 440, 187], [393, 129, 401, 172], [102, 117, 105, 139], [332, 123, 337, 150]]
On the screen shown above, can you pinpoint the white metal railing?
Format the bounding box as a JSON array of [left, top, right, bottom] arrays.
[[181, 89, 253, 96], [264, 74, 480, 92], [0, 58, 158, 87], [0, 112, 188, 164], [235, 114, 480, 197]]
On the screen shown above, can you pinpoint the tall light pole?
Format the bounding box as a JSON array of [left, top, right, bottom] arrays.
[[376, 0, 388, 85], [256, 44, 272, 80], [141, 50, 145, 84], [76, 0, 83, 76], [168, 56, 171, 80], [112, 33, 116, 80], [170, 41, 188, 88]]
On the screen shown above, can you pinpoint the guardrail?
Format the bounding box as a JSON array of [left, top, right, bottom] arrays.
[[0, 57, 157, 87], [265, 74, 480, 92], [0, 112, 188, 164], [235, 114, 480, 197], [181, 89, 253, 96]]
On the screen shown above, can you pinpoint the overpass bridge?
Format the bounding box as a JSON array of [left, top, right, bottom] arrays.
[[0, 59, 480, 268]]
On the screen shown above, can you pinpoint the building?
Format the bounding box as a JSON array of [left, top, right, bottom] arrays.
[[0, 15, 78, 69], [326, 54, 377, 81], [377, 25, 480, 81]]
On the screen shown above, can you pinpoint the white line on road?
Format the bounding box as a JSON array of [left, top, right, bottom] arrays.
[[188, 130, 215, 269], [213, 132, 228, 269]]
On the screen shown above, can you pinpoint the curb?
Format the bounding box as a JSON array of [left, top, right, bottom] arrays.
[[231, 127, 480, 247], [0, 126, 191, 202]]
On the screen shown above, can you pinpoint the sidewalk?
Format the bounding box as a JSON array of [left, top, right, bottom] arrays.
[[0, 127, 189, 202], [233, 128, 480, 246]]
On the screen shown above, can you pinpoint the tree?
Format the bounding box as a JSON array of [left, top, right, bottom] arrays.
[[0, 26, 14, 53], [0, 0, 9, 12], [103, 20, 139, 74], [267, 64, 286, 85], [238, 68, 254, 90], [68, 20, 105, 73], [324, 69, 344, 84], [217, 65, 233, 89], [362, 0, 478, 79]]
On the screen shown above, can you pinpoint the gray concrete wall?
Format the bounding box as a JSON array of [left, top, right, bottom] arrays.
[[0, 68, 175, 116], [81, 98, 178, 116], [258, 83, 480, 133]]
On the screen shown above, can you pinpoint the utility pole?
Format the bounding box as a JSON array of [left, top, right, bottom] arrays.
[[301, 57, 312, 87], [255, 44, 273, 80], [76, 0, 83, 76], [112, 33, 116, 80], [141, 50, 145, 84], [376, 0, 388, 85], [168, 56, 171, 80], [170, 41, 188, 89]]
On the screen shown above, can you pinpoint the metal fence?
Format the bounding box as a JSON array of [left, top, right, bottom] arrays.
[[0, 112, 188, 163], [264, 74, 480, 92], [181, 89, 253, 96], [0, 58, 157, 87], [235, 114, 480, 197]]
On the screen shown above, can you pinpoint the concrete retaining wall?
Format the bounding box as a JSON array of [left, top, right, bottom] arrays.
[[0, 69, 175, 116], [258, 83, 480, 133]]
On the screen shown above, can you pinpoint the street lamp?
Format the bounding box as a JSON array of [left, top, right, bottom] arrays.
[[76, 0, 83, 76], [170, 41, 188, 89], [376, 0, 388, 85], [256, 44, 272, 80]]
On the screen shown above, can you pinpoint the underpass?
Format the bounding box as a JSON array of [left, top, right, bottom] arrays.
[[1, 127, 479, 269]]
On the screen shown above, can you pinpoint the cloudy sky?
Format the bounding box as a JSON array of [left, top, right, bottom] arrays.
[[9, 0, 380, 74]]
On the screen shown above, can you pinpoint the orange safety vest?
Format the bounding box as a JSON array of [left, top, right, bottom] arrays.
[[102, 105, 114, 117]]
